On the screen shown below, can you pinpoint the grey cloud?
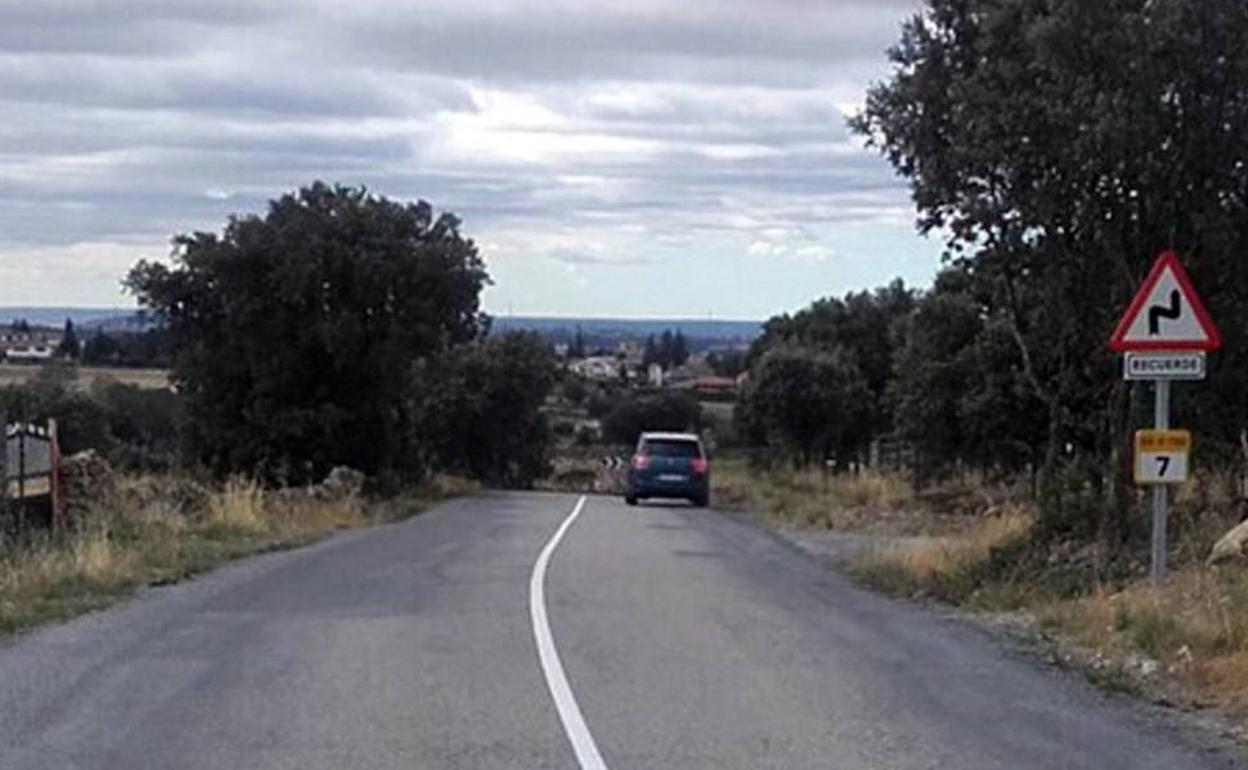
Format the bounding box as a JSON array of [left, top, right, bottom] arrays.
[[317, 2, 916, 86], [0, 100, 448, 166], [0, 0, 281, 56], [0, 0, 278, 27], [0, 0, 926, 302], [0, 54, 471, 118]]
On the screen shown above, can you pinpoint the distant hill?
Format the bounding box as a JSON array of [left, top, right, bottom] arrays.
[[0, 308, 763, 348], [0, 307, 147, 330]]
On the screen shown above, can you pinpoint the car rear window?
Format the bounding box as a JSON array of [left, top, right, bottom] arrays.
[[642, 439, 702, 458]]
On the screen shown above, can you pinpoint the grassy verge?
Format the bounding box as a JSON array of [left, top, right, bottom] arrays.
[[848, 470, 1248, 716], [722, 458, 1248, 715], [860, 530, 1248, 712], [713, 456, 915, 527], [0, 473, 476, 635], [849, 506, 1036, 607], [712, 455, 1003, 536], [1034, 569, 1248, 709]]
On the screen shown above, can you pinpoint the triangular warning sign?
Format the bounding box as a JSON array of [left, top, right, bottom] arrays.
[[1110, 251, 1221, 352]]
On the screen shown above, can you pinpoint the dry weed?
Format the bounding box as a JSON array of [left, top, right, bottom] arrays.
[[0, 472, 472, 634], [206, 477, 267, 533], [712, 456, 921, 531], [71, 528, 135, 586], [868, 507, 1032, 581]]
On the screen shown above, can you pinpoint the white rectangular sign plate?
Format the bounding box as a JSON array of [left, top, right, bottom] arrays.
[[1123, 351, 1206, 381]]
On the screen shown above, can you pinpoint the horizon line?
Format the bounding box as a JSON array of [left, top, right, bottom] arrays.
[[0, 305, 765, 324]]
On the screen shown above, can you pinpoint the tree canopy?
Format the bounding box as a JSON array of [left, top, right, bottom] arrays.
[[850, 0, 1248, 537], [603, 391, 702, 447], [126, 182, 491, 483], [58, 319, 79, 359], [410, 332, 557, 487], [737, 280, 914, 464]]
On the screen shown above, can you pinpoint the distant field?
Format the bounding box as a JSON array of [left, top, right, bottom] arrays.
[[0, 365, 171, 390], [700, 400, 735, 424]]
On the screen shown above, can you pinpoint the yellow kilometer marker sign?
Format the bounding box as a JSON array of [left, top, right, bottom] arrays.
[[1134, 429, 1191, 485]]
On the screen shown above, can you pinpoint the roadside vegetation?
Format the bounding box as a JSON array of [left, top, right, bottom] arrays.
[[804, 461, 1248, 716], [125, 182, 556, 488], [848, 470, 1248, 714], [1, 182, 555, 635], [0, 364, 169, 391], [713, 457, 929, 533], [0, 473, 475, 635], [711, 0, 1248, 720], [725, 456, 1248, 713]]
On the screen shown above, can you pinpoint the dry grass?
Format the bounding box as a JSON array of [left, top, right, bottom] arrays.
[[851, 506, 1035, 605], [71, 527, 138, 583], [206, 477, 268, 533], [713, 456, 945, 533], [871, 508, 1032, 583], [0, 526, 143, 632], [706, 453, 1248, 714], [0, 472, 475, 635], [1034, 567, 1248, 710], [848, 464, 1248, 714]]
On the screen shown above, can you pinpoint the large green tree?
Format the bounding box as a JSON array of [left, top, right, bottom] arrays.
[[410, 332, 556, 487], [58, 319, 79, 359], [889, 269, 1046, 479], [736, 345, 871, 467], [126, 182, 490, 482], [852, 0, 1248, 539], [602, 391, 702, 447], [744, 280, 915, 459]]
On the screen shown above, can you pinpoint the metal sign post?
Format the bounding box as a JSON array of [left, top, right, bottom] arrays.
[[1110, 251, 1222, 586], [1150, 380, 1170, 584]]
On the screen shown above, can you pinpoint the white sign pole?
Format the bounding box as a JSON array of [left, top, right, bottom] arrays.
[[1151, 379, 1170, 585]]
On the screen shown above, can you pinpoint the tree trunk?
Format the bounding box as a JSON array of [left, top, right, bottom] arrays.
[[1036, 397, 1065, 539], [1100, 379, 1135, 557]]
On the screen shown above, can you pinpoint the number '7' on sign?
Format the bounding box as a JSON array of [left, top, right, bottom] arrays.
[[1134, 429, 1191, 486]]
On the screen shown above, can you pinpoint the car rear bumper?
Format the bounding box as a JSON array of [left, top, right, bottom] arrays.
[[627, 472, 709, 499]]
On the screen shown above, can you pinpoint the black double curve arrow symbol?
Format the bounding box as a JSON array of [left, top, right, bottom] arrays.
[[1148, 289, 1182, 335]]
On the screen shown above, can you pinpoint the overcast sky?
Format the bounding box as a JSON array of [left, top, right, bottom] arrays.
[[0, 0, 938, 319]]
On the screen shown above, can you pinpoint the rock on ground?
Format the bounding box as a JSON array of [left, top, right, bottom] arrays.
[[1208, 518, 1248, 566], [60, 450, 117, 521]]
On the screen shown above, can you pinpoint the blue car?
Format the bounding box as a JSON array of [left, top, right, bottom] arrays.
[[625, 432, 710, 507]]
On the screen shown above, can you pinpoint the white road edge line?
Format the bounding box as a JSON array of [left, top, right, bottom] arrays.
[[529, 495, 609, 770]]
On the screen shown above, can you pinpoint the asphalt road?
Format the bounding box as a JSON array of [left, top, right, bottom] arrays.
[[0, 492, 1241, 769]]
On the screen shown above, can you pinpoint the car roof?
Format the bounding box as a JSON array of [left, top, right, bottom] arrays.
[[639, 432, 701, 442]]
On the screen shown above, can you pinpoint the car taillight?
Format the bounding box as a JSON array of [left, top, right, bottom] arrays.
[[691, 457, 709, 475], [632, 454, 651, 470]]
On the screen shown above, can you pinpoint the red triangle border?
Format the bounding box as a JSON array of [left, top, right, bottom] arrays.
[[1109, 251, 1222, 352]]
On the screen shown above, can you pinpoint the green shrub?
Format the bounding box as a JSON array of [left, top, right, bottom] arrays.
[[602, 391, 702, 446]]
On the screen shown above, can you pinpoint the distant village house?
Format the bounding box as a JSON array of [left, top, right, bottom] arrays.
[[569, 356, 623, 381], [0, 321, 64, 364]]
